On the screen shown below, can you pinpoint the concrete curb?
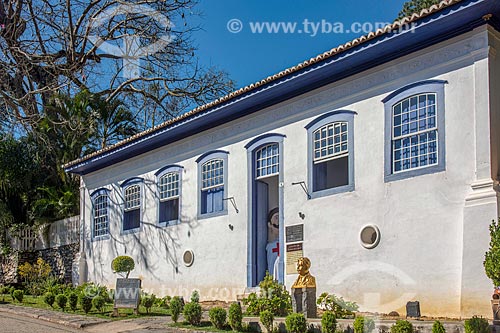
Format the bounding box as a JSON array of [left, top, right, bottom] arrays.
[[0, 304, 110, 329]]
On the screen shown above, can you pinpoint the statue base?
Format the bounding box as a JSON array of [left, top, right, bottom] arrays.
[[492, 299, 500, 325], [292, 287, 317, 318]]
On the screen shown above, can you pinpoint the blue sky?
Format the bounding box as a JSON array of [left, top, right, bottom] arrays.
[[191, 1, 409, 88]]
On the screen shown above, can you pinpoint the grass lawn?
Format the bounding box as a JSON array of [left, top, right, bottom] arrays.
[[0, 294, 171, 320], [169, 321, 256, 333]]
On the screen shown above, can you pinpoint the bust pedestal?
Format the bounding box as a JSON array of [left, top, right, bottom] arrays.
[[492, 299, 500, 325], [292, 287, 317, 318]]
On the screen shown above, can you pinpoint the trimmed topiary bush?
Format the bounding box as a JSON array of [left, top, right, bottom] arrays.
[[260, 309, 274, 333], [464, 316, 489, 333], [209, 306, 227, 329], [55, 294, 67, 311], [68, 292, 78, 312], [183, 302, 202, 326], [391, 320, 414, 333], [354, 316, 375, 333], [285, 313, 307, 333], [190, 290, 200, 303], [43, 292, 55, 308], [322, 311, 337, 333], [111, 256, 135, 278], [228, 302, 243, 331], [142, 294, 156, 314], [170, 296, 183, 323], [12, 290, 23, 303], [432, 320, 446, 333], [80, 296, 93, 314], [92, 295, 106, 313]]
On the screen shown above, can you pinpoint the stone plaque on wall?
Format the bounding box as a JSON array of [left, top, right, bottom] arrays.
[[114, 278, 141, 314], [286, 243, 303, 274], [286, 224, 304, 243]]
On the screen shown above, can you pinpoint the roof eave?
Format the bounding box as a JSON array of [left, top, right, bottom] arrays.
[[65, 0, 500, 175]]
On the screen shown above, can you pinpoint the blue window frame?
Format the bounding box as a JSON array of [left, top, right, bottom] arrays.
[[90, 188, 110, 239], [383, 80, 447, 182], [155, 165, 183, 225], [120, 177, 143, 232], [305, 110, 356, 199], [196, 150, 229, 218]]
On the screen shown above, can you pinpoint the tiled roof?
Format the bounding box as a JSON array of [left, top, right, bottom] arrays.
[[64, 0, 463, 170]]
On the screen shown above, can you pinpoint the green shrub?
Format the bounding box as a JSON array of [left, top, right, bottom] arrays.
[[156, 295, 171, 308], [92, 295, 106, 313], [183, 302, 202, 326], [322, 311, 337, 333], [243, 272, 292, 316], [12, 290, 23, 302], [190, 290, 200, 303], [432, 320, 446, 333], [484, 219, 500, 287], [142, 294, 156, 314], [285, 313, 307, 333], [55, 294, 67, 311], [44, 292, 55, 308], [80, 296, 93, 314], [354, 316, 375, 333], [0, 285, 9, 301], [260, 309, 274, 333], [209, 306, 227, 329], [9, 286, 15, 297], [464, 316, 489, 333], [391, 320, 413, 333], [68, 292, 78, 312], [170, 296, 183, 323], [317, 292, 359, 318], [111, 256, 135, 278], [228, 302, 243, 331], [18, 258, 52, 296]]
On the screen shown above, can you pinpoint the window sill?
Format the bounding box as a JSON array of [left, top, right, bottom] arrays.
[[159, 220, 181, 227], [197, 210, 228, 220], [309, 184, 354, 199], [384, 164, 445, 183], [92, 234, 110, 242], [121, 226, 142, 236]]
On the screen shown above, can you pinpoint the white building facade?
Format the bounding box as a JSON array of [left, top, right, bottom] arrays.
[[65, 0, 500, 318]]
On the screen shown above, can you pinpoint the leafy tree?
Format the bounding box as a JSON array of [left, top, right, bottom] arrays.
[[0, 0, 234, 134], [398, 0, 441, 19]]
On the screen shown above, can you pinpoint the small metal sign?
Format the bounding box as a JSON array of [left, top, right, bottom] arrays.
[[286, 224, 304, 243], [286, 243, 303, 275], [406, 301, 421, 318], [113, 278, 141, 315]]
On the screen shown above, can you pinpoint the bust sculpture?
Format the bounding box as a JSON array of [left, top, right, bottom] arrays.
[[292, 257, 316, 289]]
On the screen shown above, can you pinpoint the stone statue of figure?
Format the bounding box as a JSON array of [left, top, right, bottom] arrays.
[[292, 257, 316, 289], [265, 207, 280, 280]]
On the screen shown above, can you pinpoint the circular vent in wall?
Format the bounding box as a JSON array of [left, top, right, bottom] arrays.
[[183, 250, 194, 267], [359, 225, 381, 249]]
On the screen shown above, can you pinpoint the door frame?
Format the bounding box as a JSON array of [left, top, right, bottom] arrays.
[[245, 133, 286, 287]]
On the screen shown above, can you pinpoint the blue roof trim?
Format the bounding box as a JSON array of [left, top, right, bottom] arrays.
[[304, 110, 358, 130], [120, 177, 144, 188], [65, 0, 500, 175], [90, 188, 111, 198], [244, 133, 286, 149], [154, 164, 184, 176], [195, 150, 229, 163], [381, 80, 449, 103]]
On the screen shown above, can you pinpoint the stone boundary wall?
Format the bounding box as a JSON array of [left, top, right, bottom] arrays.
[[0, 243, 79, 285]]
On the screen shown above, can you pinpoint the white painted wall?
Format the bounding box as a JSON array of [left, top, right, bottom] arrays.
[[80, 26, 498, 318]]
